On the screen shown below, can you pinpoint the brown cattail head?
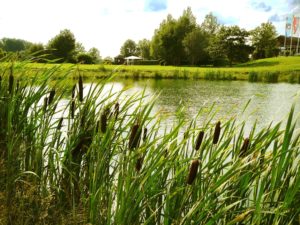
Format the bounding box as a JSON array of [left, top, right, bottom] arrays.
[[195, 131, 204, 150], [71, 84, 76, 99], [57, 117, 63, 130], [240, 138, 250, 157], [8, 70, 14, 95], [129, 123, 141, 150], [100, 110, 107, 133], [213, 121, 221, 144], [114, 102, 119, 119], [143, 127, 148, 142], [78, 75, 83, 102], [135, 157, 143, 172], [43, 97, 48, 112], [187, 159, 200, 185], [70, 100, 75, 119], [48, 89, 55, 105]]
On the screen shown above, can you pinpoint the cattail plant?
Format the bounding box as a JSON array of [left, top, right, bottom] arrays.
[[187, 159, 200, 185], [129, 123, 142, 150], [114, 102, 119, 119], [239, 138, 250, 157], [8, 68, 14, 95], [43, 97, 48, 112], [71, 84, 76, 99], [213, 121, 221, 144], [195, 131, 204, 150], [100, 110, 108, 133], [135, 156, 143, 172], [48, 89, 55, 105], [70, 100, 75, 119], [78, 75, 83, 102], [57, 117, 63, 130], [143, 127, 148, 142]]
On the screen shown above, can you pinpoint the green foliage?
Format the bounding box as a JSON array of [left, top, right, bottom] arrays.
[[263, 71, 279, 82], [183, 26, 209, 65], [208, 26, 251, 66], [0, 37, 32, 52], [200, 12, 220, 36], [251, 22, 278, 59], [120, 39, 138, 57], [47, 29, 76, 63], [77, 52, 94, 64], [88, 47, 101, 64], [137, 39, 151, 59], [248, 71, 259, 82], [151, 7, 196, 65]]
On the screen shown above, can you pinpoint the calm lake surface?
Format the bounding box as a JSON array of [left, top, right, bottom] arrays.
[[103, 79, 300, 133]]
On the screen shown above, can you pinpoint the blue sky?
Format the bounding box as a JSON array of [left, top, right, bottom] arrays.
[[0, 0, 299, 57]]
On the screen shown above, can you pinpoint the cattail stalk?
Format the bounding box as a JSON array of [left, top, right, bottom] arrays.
[[101, 110, 108, 133], [239, 138, 250, 157], [57, 117, 63, 130], [143, 127, 148, 142], [187, 159, 200, 185], [43, 97, 48, 112], [71, 84, 76, 99], [70, 100, 75, 119], [136, 157, 143, 172], [213, 121, 221, 144], [48, 89, 55, 105], [78, 75, 83, 102], [195, 131, 204, 150], [8, 69, 14, 95], [129, 124, 141, 150], [114, 102, 119, 119]]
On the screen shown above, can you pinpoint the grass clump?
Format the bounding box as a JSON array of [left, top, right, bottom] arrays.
[[1, 60, 300, 224]]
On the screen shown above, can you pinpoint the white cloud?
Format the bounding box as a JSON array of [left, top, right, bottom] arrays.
[[0, 0, 292, 57]]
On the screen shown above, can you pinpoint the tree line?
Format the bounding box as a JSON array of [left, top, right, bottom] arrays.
[[0, 29, 101, 64], [120, 8, 279, 66]]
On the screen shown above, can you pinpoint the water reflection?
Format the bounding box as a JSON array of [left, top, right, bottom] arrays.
[[107, 79, 300, 133]]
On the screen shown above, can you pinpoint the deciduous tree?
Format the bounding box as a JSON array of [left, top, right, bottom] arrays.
[[47, 29, 76, 63], [251, 22, 278, 59]]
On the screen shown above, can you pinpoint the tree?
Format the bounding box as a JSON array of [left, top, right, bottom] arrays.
[[26, 43, 45, 62], [183, 26, 209, 65], [120, 39, 138, 57], [77, 53, 94, 64], [251, 22, 278, 59], [137, 39, 151, 59], [88, 47, 101, 64], [208, 26, 251, 66], [47, 29, 76, 63], [201, 13, 220, 36], [151, 7, 196, 65], [0, 38, 32, 52]]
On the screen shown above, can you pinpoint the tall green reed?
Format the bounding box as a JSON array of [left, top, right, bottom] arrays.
[[1, 59, 300, 224]]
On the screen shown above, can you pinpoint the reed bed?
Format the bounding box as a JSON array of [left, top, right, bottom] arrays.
[[0, 61, 300, 224]]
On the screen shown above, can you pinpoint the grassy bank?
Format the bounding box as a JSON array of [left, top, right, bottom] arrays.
[[1, 62, 300, 224], [7, 55, 300, 83]]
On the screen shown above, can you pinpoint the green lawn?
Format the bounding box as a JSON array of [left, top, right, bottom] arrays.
[[3, 56, 300, 82]]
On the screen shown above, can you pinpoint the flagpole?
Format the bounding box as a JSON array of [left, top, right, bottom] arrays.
[[284, 17, 287, 56], [297, 34, 300, 54], [297, 16, 300, 54], [290, 15, 294, 55]]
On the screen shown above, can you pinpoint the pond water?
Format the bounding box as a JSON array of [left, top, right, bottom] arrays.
[[103, 79, 300, 133]]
